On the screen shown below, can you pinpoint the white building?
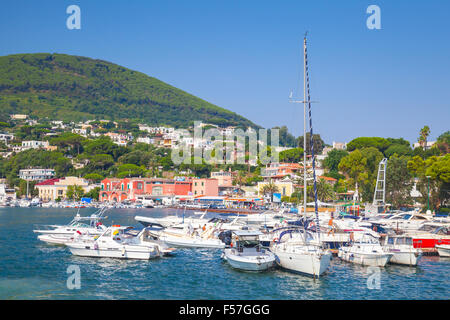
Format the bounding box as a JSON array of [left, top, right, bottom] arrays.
[[413, 141, 436, 150], [0, 183, 16, 203], [19, 168, 55, 181], [22, 140, 49, 149], [0, 133, 14, 145], [332, 142, 347, 150]]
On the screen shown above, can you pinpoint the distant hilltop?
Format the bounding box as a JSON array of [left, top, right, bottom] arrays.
[[0, 53, 259, 129]]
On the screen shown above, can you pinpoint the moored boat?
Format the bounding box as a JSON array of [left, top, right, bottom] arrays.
[[436, 244, 450, 257], [222, 230, 275, 271], [383, 235, 422, 266], [66, 226, 162, 259], [338, 233, 393, 267]]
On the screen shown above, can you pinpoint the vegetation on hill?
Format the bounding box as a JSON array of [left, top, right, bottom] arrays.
[[0, 53, 258, 128]]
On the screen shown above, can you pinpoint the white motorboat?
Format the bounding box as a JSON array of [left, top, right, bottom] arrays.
[[270, 228, 332, 278], [34, 209, 108, 245], [373, 212, 433, 233], [436, 244, 450, 257], [150, 224, 225, 249], [338, 233, 393, 267], [66, 226, 162, 260], [383, 235, 422, 266], [18, 199, 31, 207], [222, 230, 275, 271], [135, 209, 210, 228]]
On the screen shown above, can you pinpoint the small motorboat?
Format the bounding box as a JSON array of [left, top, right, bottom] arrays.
[[338, 233, 393, 267], [270, 228, 332, 278], [383, 235, 422, 266], [150, 224, 226, 249], [436, 244, 450, 257], [66, 226, 162, 260], [34, 210, 108, 245], [222, 230, 275, 271]]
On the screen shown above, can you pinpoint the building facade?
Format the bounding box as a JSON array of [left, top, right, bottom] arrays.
[[19, 168, 55, 181], [36, 176, 91, 201]]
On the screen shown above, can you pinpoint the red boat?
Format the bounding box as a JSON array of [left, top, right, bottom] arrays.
[[407, 224, 450, 248]]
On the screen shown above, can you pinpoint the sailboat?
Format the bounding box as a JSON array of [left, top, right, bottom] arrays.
[[270, 34, 332, 278]]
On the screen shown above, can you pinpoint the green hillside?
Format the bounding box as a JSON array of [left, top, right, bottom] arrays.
[[0, 53, 258, 128]]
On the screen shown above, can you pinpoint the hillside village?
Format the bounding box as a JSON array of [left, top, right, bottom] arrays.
[[0, 113, 448, 214]]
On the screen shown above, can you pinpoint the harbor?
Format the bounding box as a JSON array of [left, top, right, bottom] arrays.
[[1, 207, 449, 300]]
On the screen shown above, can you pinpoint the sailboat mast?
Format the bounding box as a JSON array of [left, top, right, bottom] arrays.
[[303, 36, 307, 217]]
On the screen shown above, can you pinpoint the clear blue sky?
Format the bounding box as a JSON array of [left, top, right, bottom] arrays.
[[1, 0, 449, 145]]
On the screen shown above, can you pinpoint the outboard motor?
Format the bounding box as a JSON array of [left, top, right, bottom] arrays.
[[218, 230, 232, 246]]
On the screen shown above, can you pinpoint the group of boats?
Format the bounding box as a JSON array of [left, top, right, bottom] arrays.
[[32, 206, 450, 279], [31, 35, 450, 279]]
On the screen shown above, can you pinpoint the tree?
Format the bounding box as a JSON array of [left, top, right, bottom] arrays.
[[386, 155, 413, 208], [338, 150, 370, 201], [297, 133, 325, 155], [84, 173, 104, 183], [232, 171, 246, 190], [384, 144, 413, 158], [346, 137, 390, 153], [84, 187, 100, 200], [316, 178, 335, 202], [260, 181, 279, 203], [66, 185, 84, 201], [418, 125, 431, 149], [436, 131, 450, 155], [278, 147, 304, 163], [89, 154, 115, 171], [407, 154, 450, 210], [117, 163, 145, 178], [323, 149, 349, 172]]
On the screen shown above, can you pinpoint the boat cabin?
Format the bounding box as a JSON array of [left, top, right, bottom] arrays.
[[384, 235, 413, 246], [96, 226, 135, 242], [230, 230, 263, 251]]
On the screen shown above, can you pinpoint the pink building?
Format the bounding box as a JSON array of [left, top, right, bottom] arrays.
[[192, 178, 219, 197]]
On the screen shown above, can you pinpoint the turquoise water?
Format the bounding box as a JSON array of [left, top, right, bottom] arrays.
[[0, 207, 448, 300]]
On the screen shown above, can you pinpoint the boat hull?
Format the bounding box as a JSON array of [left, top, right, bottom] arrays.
[[67, 244, 159, 260], [338, 249, 392, 267], [223, 250, 275, 271], [273, 250, 331, 278], [162, 236, 225, 249], [436, 245, 450, 257], [389, 251, 421, 266]]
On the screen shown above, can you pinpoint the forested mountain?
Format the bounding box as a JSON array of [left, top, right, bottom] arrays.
[[0, 53, 258, 128]]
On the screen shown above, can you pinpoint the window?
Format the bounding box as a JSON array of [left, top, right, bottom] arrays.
[[152, 186, 163, 196], [137, 183, 143, 190]]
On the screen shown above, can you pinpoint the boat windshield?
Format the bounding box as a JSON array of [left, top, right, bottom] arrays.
[[71, 222, 91, 228], [396, 237, 413, 245], [236, 239, 260, 248], [418, 225, 438, 232]]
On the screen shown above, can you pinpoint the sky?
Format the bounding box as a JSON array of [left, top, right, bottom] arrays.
[[0, 0, 449, 145]]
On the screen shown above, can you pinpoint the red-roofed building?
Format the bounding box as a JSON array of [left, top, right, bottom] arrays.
[[318, 176, 337, 185], [36, 176, 91, 201]]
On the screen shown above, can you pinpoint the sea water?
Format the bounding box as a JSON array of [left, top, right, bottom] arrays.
[[0, 207, 448, 300]]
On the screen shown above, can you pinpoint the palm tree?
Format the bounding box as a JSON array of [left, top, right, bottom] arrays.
[[316, 178, 335, 202], [419, 126, 430, 149], [261, 180, 279, 203], [232, 171, 246, 195]]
